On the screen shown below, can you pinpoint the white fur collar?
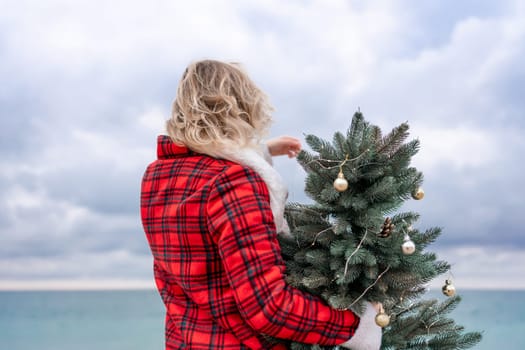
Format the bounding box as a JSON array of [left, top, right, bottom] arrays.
[[214, 147, 290, 236]]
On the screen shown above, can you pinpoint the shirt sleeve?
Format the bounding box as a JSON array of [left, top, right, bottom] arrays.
[[206, 164, 360, 346]]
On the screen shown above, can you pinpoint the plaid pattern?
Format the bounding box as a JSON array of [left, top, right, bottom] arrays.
[[140, 136, 360, 349]]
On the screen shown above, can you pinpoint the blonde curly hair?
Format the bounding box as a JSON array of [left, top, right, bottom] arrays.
[[167, 60, 273, 156]]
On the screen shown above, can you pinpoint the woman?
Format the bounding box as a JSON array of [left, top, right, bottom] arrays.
[[140, 59, 382, 349]]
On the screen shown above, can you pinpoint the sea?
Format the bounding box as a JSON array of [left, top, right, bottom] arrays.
[[0, 289, 523, 349]]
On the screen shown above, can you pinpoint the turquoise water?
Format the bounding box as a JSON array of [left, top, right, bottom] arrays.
[[0, 289, 523, 349], [0, 290, 164, 350]]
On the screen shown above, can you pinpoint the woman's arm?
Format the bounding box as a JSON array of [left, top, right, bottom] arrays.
[[207, 164, 381, 347]]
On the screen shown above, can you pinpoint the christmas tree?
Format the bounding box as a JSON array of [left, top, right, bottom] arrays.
[[279, 112, 482, 349]]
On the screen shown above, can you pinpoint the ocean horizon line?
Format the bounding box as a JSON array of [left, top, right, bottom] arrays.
[[1, 279, 524, 292], [0, 279, 156, 291]]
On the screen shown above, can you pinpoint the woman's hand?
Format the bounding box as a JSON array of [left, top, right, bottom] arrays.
[[339, 301, 383, 350], [266, 136, 302, 158]]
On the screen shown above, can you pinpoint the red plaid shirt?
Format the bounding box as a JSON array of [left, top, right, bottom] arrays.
[[140, 136, 360, 349]]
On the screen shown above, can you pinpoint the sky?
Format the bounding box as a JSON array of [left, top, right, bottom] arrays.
[[1, 0, 524, 290]]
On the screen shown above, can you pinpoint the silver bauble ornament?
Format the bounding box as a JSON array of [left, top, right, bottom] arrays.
[[333, 172, 348, 192], [442, 279, 456, 297], [401, 234, 416, 255]]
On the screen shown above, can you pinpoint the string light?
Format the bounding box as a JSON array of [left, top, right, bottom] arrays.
[[343, 229, 369, 277], [347, 265, 391, 309], [305, 148, 370, 170]]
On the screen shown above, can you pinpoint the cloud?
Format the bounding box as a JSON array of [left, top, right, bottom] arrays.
[[0, 0, 524, 288], [280, 1, 525, 251], [0, 249, 152, 280], [414, 126, 498, 171], [429, 245, 525, 290], [0, 185, 147, 256], [0, 278, 154, 291], [0, 181, 151, 285]]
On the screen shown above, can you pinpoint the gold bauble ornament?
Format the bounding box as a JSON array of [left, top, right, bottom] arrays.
[[375, 311, 390, 327], [412, 187, 425, 200], [333, 171, 349, 192], [442, 279, 456, 297], [401, 234, 416, 255]]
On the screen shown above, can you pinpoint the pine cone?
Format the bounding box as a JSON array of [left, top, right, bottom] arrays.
[[378, 217, 395, 238]]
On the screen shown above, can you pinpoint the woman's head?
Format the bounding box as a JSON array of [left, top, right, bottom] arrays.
[[167, 60, 273, 156]]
